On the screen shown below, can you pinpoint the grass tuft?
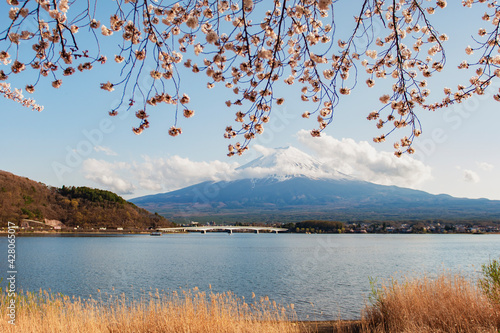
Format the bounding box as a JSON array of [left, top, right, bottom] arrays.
[[479, 258, 500, 305], [362, 273, 500, 333]]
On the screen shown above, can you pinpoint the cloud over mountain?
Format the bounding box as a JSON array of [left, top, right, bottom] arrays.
[[81, 131, 433, 195], [296, 130, 432, 187]]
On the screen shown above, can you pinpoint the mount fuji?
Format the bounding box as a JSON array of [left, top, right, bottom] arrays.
[[130, 147, 500, 223], [234, 146, 348, 181]]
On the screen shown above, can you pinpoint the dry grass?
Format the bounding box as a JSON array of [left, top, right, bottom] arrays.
[[3, 272, 500, 332], [362, 273, 500, 333], [0, 288, 300, 333]]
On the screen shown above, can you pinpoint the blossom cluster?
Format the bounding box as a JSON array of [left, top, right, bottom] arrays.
[[0, 82, 43, 112], [424, 1, 500, 114], [0, 0, 499, 157]]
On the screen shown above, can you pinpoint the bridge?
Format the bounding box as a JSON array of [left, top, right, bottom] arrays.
[[157, 226, 288, 234]]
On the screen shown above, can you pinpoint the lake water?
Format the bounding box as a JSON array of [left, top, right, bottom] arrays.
[[2, 233, 499, 320]]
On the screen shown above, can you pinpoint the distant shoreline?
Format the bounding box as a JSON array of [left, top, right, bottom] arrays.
[[0, 231, 151, 236], [0, 230, 498, 236]]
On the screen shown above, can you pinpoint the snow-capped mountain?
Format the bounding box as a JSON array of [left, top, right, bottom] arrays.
[[235, 146, 349, 181], [130, 147, 500, 223]]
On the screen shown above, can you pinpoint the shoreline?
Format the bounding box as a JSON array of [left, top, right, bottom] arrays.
[[0, 230, 498, 236], [0, 231, 153, 235], [297, 320, 363, 333]]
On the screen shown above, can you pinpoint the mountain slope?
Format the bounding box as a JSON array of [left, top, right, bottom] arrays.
[[0, 170, 174, 229], [130, 146, 500, 223], [131, 177, 500, 223]]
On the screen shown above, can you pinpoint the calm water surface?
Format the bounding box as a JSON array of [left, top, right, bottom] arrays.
[[2, 233, 499, 320]]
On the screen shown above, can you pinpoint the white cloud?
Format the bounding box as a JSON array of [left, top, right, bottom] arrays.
[[463, 169, 480, 183], [81, 131, 434, 195], [94, 145, 118, 156], [252, 145, 276, 157], [82, 156, 239, 194], [131, 156, 239, 192], [296, 130, 433, 187], [477, 162, 494, 171], [82, 159, 135, 194]]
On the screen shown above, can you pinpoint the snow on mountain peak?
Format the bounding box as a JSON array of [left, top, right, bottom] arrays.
[[235, 146, 349, 181]]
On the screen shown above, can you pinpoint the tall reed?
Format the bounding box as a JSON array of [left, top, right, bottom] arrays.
[[3, 270, 500, 332], [0, 288, 299, 333], [363, 273, 500, 333]]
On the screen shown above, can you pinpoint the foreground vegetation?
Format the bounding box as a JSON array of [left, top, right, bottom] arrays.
[[359, 259, 500, 333], [0, 288, 299, 333], [2, 260, 500, 332], [363, 274, 500, 333]]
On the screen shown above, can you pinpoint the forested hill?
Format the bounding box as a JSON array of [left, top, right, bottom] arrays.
[[0, 170, 174, 229]]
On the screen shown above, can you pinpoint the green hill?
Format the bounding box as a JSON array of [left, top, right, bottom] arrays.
[[0, 170, 174, 230]]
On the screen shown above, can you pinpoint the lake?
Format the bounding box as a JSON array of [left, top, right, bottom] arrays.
[[2, 233, 499, 320]]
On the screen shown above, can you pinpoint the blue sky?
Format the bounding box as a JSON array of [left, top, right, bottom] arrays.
[[1, 1, 499, 201]]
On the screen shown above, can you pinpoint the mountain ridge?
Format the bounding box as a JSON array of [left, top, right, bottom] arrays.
[[131, 175, 500, 223], [130, 146, 500, 223]]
